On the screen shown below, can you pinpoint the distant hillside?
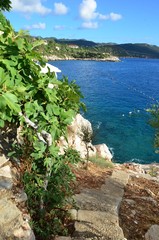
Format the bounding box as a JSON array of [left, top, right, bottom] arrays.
[[44, 37, 97, 47], [36, 36, 159, 59], [108, 43, 159, 58]]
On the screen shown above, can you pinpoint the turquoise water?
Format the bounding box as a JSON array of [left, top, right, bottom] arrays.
[[50, 58, 159, 164]]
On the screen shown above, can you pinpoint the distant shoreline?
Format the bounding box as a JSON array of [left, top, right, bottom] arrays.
[[44, 55, 120, 62]]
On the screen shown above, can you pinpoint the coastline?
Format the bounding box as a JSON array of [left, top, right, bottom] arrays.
[[44, 55, 120, 62]]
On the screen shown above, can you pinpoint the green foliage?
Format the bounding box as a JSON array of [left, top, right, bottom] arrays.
[[0, 0, 11, 11], [148, 165, 158, 177], [23, 148, 80, 238], [147, 105, 159, 152], [89, 156, 114, 169], [33, 36, 159, 60], [80, 125, 93, 169], [0, 13, 84, 238], [81, 125, 92, 144]]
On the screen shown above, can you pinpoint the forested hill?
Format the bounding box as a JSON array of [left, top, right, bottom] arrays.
[[37, 36, 159, 59], [101, 43, 159, 58], [52, 38, 97, 47]]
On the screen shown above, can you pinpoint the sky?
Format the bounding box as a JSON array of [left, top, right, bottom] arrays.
[[4, 0, 159, 45]]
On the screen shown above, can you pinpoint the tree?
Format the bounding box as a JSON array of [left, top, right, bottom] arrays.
[[0, 0, 11, 11], [148, 105, 159, 153], [0, 12, 84, 238], [81, 125, 93, 169]]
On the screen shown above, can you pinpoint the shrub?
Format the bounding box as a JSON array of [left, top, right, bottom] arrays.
[[0, 12, 84, 238], [89, 156, 114, 169]]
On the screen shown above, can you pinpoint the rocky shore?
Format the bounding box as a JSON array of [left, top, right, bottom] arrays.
[[58, 114, 113, 161], [44, 55, 120, 62]]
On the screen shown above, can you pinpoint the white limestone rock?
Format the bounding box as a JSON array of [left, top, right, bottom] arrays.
[[0, 154, 9, 168], [0, 165, 12, 178], [0, 198, 35, 240], [145, 225, 159, 240], [58, 114, 94, 159], [0, 165, 13, 189], [0, 177, 13, 189], [94, 144, 113, 161], [58, 114, 112, 161]]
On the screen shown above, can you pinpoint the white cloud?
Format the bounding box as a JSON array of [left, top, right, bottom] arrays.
[[98, 14, 109, 20], [79, 0, 98, 20], [99, 12, 122, 21], [81, 21, 98, 29], [53, 2, 68, 15], [109, 12, 122, 21], [79, 0, 122, 29], [11, 0, 51, 15], [25, 22, 46, 30], [53, 25, 65, 30]]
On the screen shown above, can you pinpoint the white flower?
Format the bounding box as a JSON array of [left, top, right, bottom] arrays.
[[0, 31, 4, 36], [48, 83, 55, 89]]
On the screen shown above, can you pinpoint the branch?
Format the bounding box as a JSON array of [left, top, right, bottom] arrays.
[[19, 112, 53, 210], [19, 112, 52, 146], [19, 112, 37, 129], [41, 130, 52, 146]]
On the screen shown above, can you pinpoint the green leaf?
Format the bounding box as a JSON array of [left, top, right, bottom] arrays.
[[44, 157, 53, 168], [40, 112, 50, 121], [53, 105, 60, 116], [33, 141, 46, 152], [0, 119, 4, 128], [46, 104, 60, 116], [16, 86, 26, 93], [2, 92, 21, 113], [16, 38, 25, 50], [7, 151, 16, 157], [49, 145, 59, 156], [31, 40, 44, 50], [0, 67, 8, 86], [46, 103, 54, 116], [0, 96, 6, 110], [31, 152, 44, 159]]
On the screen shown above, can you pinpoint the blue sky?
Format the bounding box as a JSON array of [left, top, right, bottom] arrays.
[[4, 0, 159, 45]]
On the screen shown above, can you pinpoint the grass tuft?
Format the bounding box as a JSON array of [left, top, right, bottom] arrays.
[[89, 156, 114, 169]]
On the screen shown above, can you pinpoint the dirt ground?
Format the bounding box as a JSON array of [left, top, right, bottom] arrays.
[[119, 175, 159, 240], [72, 162, 112, 193], [73, 162, 159, 240]]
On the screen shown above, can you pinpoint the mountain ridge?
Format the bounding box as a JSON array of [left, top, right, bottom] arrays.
[[37, 36, 159, 59]]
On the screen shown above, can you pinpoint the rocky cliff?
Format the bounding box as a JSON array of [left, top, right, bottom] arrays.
[[58, 114, 113, 161]]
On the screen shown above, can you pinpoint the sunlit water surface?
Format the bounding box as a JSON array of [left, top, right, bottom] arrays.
[[50, 58, 159, 164]]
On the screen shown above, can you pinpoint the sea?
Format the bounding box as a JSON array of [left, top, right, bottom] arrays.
[[49, 58, 159, 164]]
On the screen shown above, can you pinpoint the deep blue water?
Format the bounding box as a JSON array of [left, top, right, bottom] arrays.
[[49, 58, 159, 164]]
